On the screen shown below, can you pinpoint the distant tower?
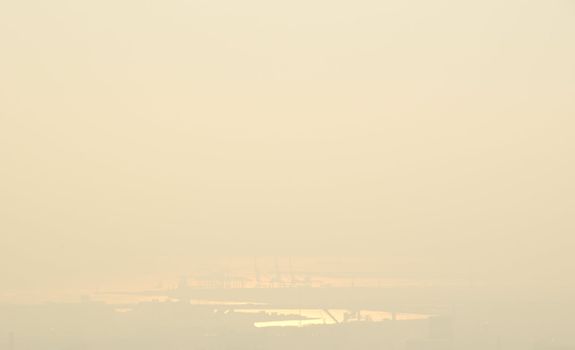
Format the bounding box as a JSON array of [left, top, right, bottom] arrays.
[[274, 256, 282, 287], [8, 332, 14, 350], [177, 276, 189, 290], [254, 257, 261, 287], [288, 257, 296, 286]]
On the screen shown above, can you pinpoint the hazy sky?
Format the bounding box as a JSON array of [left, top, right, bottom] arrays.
[[1, 0, 574, 293]]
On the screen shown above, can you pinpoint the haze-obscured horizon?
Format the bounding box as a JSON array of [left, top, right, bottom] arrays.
[[1, 0, 574, 298]]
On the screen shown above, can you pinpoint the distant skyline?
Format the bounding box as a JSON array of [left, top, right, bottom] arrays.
[[1, 0, 574, 297]]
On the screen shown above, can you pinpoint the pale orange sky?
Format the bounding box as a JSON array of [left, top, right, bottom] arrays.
[[1, 0, 574, 295]]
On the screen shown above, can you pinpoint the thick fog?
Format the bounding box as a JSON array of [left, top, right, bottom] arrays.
[[1, 1, 574, 349]]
